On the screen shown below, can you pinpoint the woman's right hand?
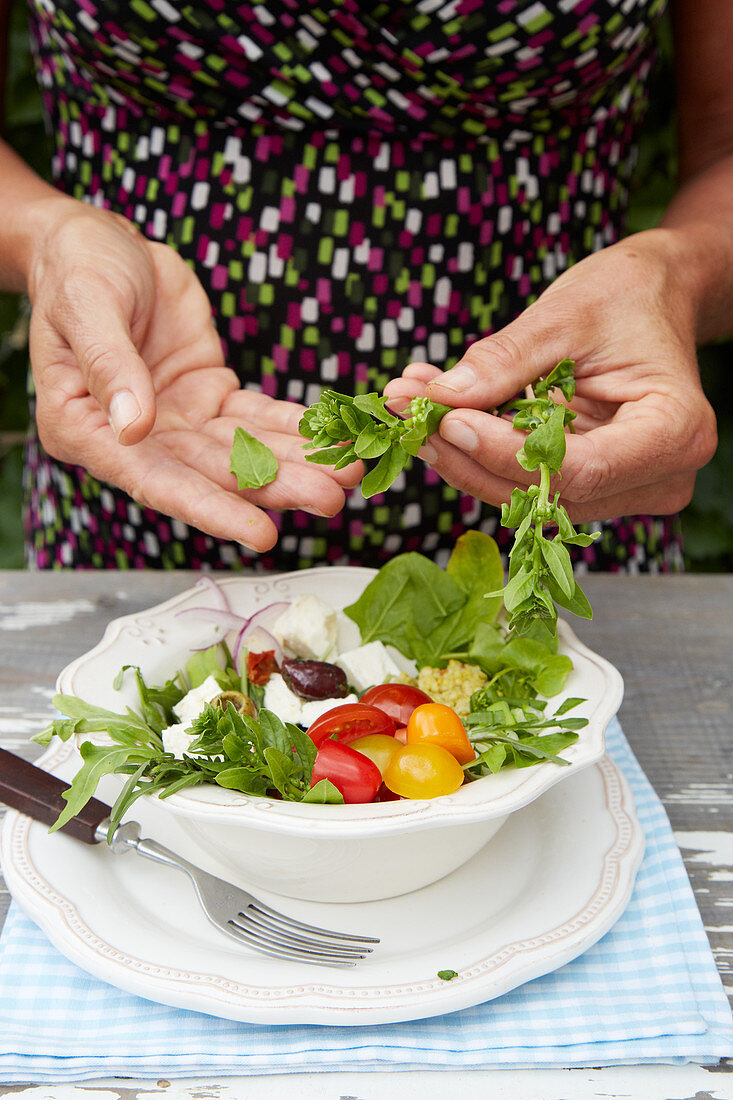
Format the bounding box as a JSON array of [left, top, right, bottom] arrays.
[[25, 199, 360, 551]]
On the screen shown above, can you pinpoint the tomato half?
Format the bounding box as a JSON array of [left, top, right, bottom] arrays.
[[383, 743, 465, 800], [311, 739, 382, 804], [406, 703, 475, 765], [360, 682, 433, 726], [306, 703, 396, 748], [349, 733, 402, 775]]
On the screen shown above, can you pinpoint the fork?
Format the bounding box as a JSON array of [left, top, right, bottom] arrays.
[[0, 748, 378, 968]]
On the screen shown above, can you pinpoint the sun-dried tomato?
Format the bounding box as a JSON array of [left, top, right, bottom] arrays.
[[246, 649, 279, 686]]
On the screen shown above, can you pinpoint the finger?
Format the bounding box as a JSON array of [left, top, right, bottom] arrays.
[[219, 388, 306, 434], [160, 428, 352, 517], [70, 418, 280, 551], [426, 418, 696, 522], [560, 471, 696, 523], [437, 395, 716, 508], [418, 426, 529, 506], [382, 379, 427, 415], [207, 417, 365, 489], [424, 307, 572, 410], [41, 307, 158, 447], [383, 363, 440, 412], [401, 362, 444, 382]]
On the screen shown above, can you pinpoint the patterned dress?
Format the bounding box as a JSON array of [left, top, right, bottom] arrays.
[[23, 0, 681, 573]]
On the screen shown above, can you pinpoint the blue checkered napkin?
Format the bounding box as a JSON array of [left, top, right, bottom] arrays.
[[1, 718, 732, 1083]]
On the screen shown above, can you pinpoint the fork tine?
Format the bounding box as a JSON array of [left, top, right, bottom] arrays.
[[236, 908, 371, 958], [223, 919, 363, 967], [245, 905, 374, 954], [251, 899, 380, 944]]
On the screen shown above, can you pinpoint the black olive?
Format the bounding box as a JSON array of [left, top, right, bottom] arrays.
[[280, 658, 348, 701]]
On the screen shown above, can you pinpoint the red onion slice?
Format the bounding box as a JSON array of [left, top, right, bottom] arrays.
[[232, 602, 289, 669], [193, 574, 232, 611], [175, 607, 249, 633]]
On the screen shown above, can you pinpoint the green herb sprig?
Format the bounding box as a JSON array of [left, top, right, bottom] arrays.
[[299, 391, 451, 497], [493, 358, 599, 646], [463, 694, 588, 778], [34, 645, 344, 838]]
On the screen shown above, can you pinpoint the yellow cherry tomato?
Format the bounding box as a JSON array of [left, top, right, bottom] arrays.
[[349, 733, 401, 776], [383, 743, 465, 800], [406, 703, 475, 765]]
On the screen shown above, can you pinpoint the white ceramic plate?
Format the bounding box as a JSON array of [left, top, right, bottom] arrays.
[[53, 568, 623, 836], [2, 739, 644, 1025]]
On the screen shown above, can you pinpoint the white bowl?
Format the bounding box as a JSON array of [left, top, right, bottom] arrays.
[[59, 568, 623, 903]]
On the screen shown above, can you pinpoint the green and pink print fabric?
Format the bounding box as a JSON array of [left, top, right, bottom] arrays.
[[23, 0, 680, 572]]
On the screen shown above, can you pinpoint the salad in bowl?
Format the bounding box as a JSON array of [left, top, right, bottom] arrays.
[[36, 536, 622, 902]]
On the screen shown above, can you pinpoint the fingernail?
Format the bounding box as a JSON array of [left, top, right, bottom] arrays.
[[434, 364, 476, 392], [440, 420, 478, 453], [386, 396, 410, 415], [418, 442, 437, 464], [109, 389, 141, 440]]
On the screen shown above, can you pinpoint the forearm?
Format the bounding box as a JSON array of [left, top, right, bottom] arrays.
[[0, 137, 75, 293], [657, 154, 733, 345]]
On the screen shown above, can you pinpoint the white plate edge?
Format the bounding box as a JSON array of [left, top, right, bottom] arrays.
[[0, 752, 645, 1026]]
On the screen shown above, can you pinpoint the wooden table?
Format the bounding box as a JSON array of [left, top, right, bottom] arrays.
[[1, 570, 733, 1100]]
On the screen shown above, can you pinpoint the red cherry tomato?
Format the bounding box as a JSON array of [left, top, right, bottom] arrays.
[[310, 739, 382, 804], [406, 703, 475, 765], [360, 683, 433, 726], [306, 703, 396, 748]]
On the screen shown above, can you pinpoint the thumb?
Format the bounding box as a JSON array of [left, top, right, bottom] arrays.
[[67, 312, 157, 445], [424, 306, 571, 410]]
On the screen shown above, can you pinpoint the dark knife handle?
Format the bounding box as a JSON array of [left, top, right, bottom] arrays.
[[0, 746, 111, 844]]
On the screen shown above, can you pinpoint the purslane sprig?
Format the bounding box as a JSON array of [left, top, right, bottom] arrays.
[[299, 391, 451, 497], [492, 358, 599, 645]]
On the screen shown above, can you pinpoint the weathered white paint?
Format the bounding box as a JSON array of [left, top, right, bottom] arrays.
[[667, 783, 733, 804], [0, 710, 58, 738], [0, 1065, 731, 1100], [0, 599, 97, 631], [676, 831, 733, 866]]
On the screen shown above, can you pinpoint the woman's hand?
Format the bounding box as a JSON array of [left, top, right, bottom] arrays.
[[384, 230, 718, 522], [26, 200, 359, 551]]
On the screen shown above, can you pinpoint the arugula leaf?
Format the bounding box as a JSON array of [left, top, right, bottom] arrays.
[[49, 742, 155, 833], [230, 427, 278, 490]]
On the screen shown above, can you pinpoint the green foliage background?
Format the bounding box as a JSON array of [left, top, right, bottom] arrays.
[[1, 6, 732, 570]]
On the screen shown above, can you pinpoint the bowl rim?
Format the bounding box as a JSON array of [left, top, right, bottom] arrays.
[[58, 567, 623, 839]]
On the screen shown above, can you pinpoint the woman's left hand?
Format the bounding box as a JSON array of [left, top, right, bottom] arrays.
[[383, 230, 718, 522]]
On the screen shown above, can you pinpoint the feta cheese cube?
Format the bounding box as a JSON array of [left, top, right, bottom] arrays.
[[335, 609, 361, 653], [172, 674, 223, 727], [162, 723, 196, 759], [335, 641, 403, 693], [272, 594, 338, 660], [263, 673, 304, 725], [300, 693, 359, 728]]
